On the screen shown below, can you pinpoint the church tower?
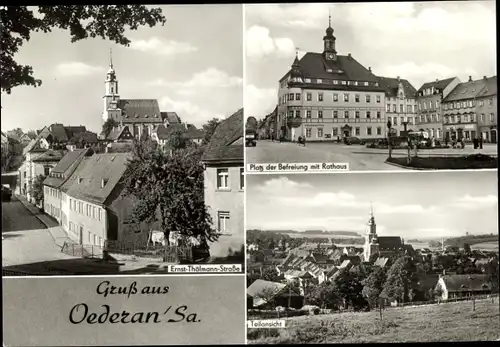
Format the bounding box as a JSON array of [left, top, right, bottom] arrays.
[[103, 48, 121, 124], [363, 204, 379, 262], [288, 50, 303, 86], [323, 13, 337, 61]]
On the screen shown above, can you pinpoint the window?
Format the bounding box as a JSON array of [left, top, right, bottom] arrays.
[[355, 111, 360, 119], [288, 110, 294, 118], [240, 168, 244, 190], [386, 104, 391, 112], [490, 113, 494, 121], [217, 211, 230, 232], [306, 110, 311, 118], [393, 117, 398, 125], [307, 93, 312, 101], [306, 128, 312, 138], [317, 128, 323, 137], [333, 94, 338, 102], [344, 93, 349, 102], [317, 79, 323, 84], [392, 104, 396, 112], [23, 171, 26, 178], [44, 167, 50, 176], [333, 128, 338, 136], [94, 234, 97, 245], [98, 209, 102, 222], [377, 111, 381, 119], [296, 93, 301, 100], [333, 111, 338, 119], [367, 127, 372, 136], [355, 94, 360, 103], [93, 206, 96, 219], [489, 98, 493, 106], [318, 110, 323, 119], [333, 80, 339, 85], [377, 127, 382, 135], [366, 95, 371, 103], [216, 168, 229, 189], [88, 231, 91, 243], [355, 127, 360, 136], [344, 111, 349, 118], [400, 104, 403, 113], [318, 93, 323, 102], [289, 93, 294, 101], [296, 110, 301, 118], [376, 95, 381, 103]]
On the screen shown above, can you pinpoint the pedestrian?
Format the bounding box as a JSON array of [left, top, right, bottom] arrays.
[[271, 133, 274, 142], [303, 135, 307, 147], [479, 135, 483, 149], [473, 137, 478, 150]]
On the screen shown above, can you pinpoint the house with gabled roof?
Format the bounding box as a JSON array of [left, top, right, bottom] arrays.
[[474, 75, 497, 143], [247, 279, 303, 309], [435, 274, 492, 301], [202, 108, 244, 257]]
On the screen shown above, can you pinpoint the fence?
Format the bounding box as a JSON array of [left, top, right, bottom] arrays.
[[61, 241, 103, 258], [104, 240, 193, 263]]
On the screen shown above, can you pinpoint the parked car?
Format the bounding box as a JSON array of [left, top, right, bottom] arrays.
[[245, 129, 257, 147], [1, 186, 12, 202], [344, 136, 365, 145]]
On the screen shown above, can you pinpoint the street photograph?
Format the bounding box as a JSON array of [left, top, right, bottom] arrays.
[[245, 170, 499, 343], [244, 2, 497, 171], [1, 5, 244, 276]]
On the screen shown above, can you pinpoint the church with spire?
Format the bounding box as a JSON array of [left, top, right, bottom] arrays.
[[273, 14, 417, 143], [99, 49, 202, 144]]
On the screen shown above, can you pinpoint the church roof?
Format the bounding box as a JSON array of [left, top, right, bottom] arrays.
[[418, 77, 457, 93], [119, 99, 163, 124], [377, 236, 403, 250], [376, 76, 417, 99], [281, 52, 384, 92], [161, 111, 181, 124], [202, 108, 243, 164]]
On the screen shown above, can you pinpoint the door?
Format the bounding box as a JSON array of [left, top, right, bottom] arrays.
[[491, 130, 497, 143]]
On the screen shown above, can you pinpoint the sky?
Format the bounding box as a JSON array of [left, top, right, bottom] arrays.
[[245, 1, 497, 120], [1, 5, 243, 133], [246, 170, 498, 239]]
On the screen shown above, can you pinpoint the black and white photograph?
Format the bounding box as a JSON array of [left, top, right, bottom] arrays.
[[246, 170, 499, 343], [245, 2, 497, 171], [1, 5, 244, 276]]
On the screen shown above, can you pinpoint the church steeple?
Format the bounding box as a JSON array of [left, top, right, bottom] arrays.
[[288, 48, 303, 86], [103, 48, 121, 124], [323, 12, 337, 61]]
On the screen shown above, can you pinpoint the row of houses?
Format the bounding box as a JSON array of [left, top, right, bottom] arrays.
[[41, 109, 244, 252]]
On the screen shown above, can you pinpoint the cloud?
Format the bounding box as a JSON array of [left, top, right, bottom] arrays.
[[246, 3, 332, 29], [55, 62, 104, 77], [129, 37, 198, 56], [245, 84, 276, 119], [150, 68, 242, 91], [246, 25, 295, 60], [159, 96, 223, 127], [254, 176, 312, 195], [452, 194, 498, 209]]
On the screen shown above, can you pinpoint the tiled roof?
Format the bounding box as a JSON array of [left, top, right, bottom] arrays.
[[378, 236, 403, 250], [374, 257, 389, 268], [475, 76, 497, 98], [441, 274, 491, 293], [49, 124, 69, 142], [43, 149, 91, 188], [161, 111, 181, 124], [377, 76, 417, 98], [442, 78, 490, 102], [325, 266, 339, 277], [339, 260, 352, 269], [418, 77, 457, 93], [202, 108, 243, 163], [311, 252, 328, 263], [68, 131, 98, 144], [61, 152, 131, 205], [247, 279, 287, 306], [31, 149, 65, 163], [119, 99, 163, 124], [155, 123, 203, 141], [291, 53, 380, 83]]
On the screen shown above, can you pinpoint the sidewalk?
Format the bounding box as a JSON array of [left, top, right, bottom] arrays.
[[16, 195, 72, 248]]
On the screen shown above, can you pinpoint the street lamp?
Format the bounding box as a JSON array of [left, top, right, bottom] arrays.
[[387, 119, 392, 159]]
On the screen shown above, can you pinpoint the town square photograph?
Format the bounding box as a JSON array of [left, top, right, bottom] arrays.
[[1, 5, 244, 275], [245, 2, 497, 171], [245, 170, 499, 343]]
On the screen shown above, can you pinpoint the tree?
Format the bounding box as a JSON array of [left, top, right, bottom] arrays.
[[102, 118, 118, 139], [261, 267, 280, 282], [332, 268, 368, 311], [167, 129, 190, 150], [305, 282, 342, 309], [8, 128, 24, 138], [121, 137, 217, 247], [253, 286, 281, 309], [29, 174, 46, 206], [26, 130, 37, 139], [1, 6, 166, 95], [362, 267, 386, 309], [381, 256, 421, 304], [201, 118, 221, 145]]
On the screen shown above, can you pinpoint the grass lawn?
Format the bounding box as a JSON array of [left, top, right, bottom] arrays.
[[387, 154, 497, 170], [247, 298, 499, 344]]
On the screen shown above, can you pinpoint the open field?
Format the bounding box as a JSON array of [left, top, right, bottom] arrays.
[[472, 242, 499, 251], [247, 298, 499, 344], [284, 233, 361, 239]]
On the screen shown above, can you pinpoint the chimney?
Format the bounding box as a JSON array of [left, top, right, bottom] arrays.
[[468, 76, 472, 82], [368, 67, 372, 73], [348, 53, 352, 59], [397, 76, 400, 82], [483, 76, 487, 80], [436, 79, 439, 83]]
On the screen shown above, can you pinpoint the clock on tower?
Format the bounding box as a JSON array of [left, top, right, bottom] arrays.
[[326, 53, 335, 60]]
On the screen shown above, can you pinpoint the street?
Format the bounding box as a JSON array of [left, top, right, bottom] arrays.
[[2, 196, 75, 268], [246, 141, 498, 171]]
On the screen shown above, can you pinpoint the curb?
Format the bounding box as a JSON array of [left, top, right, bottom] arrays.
[[15, 195, 69, 249], [384, 161, 436, 171]]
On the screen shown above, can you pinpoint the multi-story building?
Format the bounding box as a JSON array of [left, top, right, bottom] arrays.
[[151, 122, 204, 147], [475, 76, 497, 143], [59, 152, 136, 246], [276, 19, 386, 141], [202, 108, 244, 256], [43, 148, 92, 225], [416, 77, 460, 140], [441, 76, 495, 142], [259, 107, 277, 139], [377, 76, 418, 136]]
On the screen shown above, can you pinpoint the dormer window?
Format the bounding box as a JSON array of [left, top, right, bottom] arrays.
[[78, 177, 83, 184], [145, 114, 148, 118], [135, 114, 139, 118], [326, 69, 333, 73], [101, 179, 109, 188]]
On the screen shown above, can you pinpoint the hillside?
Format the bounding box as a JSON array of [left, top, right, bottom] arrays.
[[248, 298, 499, 344], [445, 234, 498, 247]]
